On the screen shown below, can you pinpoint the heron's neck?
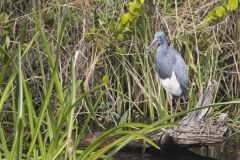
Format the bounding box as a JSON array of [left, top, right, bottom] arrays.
[[157, 41, 168, 55]]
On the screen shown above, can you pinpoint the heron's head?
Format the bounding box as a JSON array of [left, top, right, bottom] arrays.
[[145, 32, 167, 53]]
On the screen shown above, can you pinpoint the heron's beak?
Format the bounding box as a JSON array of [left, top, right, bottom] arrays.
[[145, 38, 159, 54]]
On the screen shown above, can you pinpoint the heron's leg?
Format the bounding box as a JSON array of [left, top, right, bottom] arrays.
[[175, 100, 180, 112], [167, 94, 173, 122], [170, 97, 173, 116]]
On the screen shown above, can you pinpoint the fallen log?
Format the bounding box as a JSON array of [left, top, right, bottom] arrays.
[[153, 80, 229, 148], [79, 80, 229, 149]]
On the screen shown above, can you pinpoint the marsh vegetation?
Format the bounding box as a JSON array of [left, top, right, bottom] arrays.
[[0, 0, 239, 159]]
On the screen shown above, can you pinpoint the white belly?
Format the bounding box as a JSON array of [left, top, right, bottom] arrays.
[[160, 71, 182, 96]]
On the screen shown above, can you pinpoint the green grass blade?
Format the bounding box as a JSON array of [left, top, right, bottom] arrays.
[[0, 73, 15, 112], [17, 41, 24, 159], [65, 58, 77, 160], [80, 123, 149, 159], [32, 10, 65, 106], [51, 141, 68, 160], [105, 100, 240, 158], [0, 124, 9, 159], [80, 82, 104, 129], [0, 47, 17, 86], [23, 76, 44, 159], [88, 131, 159, 160], [0, 32, 38, 112], [27, 44, 60, 158], [79, 89, 109, 138]]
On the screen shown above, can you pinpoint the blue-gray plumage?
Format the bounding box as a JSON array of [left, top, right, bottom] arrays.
[[146, 32, 188, 113]]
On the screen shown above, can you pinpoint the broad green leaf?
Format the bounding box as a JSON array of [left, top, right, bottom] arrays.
[[117, 0, 144, 34], [135, 0, 143, 6], [129, 2, 136, 13], [120, 14, 129, 25], [127, 12, 135, 21], [215, 6, 227, 17], [205, 11, 217, 22], [228, 0, 238, 11], [138, 0, 144, 4], [129, 1, 142, 13]]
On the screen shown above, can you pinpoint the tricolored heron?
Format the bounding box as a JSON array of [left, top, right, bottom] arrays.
[[146, 32, 188, 117]]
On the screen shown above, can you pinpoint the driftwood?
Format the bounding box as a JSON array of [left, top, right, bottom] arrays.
[[79, 80, 229, 149], [147, 80, 229, 148]]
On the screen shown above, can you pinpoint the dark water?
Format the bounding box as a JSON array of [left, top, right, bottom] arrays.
[[204, 134, 240, 160], [115, 134, 240, 160]]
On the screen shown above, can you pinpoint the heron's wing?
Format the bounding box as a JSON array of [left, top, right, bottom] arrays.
[[156, 50, 176, 79], [169, 48, 188, 97]]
